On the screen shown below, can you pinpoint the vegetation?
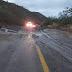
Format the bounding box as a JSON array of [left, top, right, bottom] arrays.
[[0, 0, 45, 27], [58, 7, 72, 26], [40, 7, 72, 32], [0, 0, 72, 32]]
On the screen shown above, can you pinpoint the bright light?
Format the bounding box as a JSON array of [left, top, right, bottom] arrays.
[[26, 22, 33, 27], [32, 25, 36, 27], [26, 24, 29, 27], [30, 24, 32, 27], [26, 22, 36, 29]]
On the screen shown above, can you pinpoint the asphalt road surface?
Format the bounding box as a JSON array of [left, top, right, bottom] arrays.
[[0, 29, 72, 72]]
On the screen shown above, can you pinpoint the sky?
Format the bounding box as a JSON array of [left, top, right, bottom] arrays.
[[4, 0, 72, 17]]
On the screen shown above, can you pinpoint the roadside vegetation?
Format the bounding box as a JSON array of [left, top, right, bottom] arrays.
[[0, 0, 72, 32], [40, 7, 72, 32]]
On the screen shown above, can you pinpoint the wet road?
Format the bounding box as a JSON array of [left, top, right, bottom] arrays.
[[0, 29, 72, 72]]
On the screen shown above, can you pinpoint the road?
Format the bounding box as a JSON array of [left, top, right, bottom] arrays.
[[0, 28, 72, 72]]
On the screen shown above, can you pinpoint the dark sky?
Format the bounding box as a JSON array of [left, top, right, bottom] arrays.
[[4, 0, 72, 17]]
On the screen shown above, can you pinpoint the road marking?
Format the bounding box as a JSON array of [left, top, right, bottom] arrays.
[[41, 30, 52, 39], [36, 45, 50, 72]]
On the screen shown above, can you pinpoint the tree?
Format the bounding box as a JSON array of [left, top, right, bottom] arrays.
[[59, 7, 72, 25]]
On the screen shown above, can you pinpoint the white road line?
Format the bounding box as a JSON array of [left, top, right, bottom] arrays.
[[41, 30, 52, 39]]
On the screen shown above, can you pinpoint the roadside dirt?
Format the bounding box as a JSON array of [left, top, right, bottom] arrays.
[[53, 29, 72, 39], [44, 29, 72, 39]]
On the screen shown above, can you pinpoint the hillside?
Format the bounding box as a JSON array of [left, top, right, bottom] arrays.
[[32, 12, 47, 21], [0, 0, 47, 27]]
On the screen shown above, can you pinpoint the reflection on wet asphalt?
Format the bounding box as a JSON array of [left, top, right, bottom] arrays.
[[0, 33, 43, 72], [0, 29, 72, 72]]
